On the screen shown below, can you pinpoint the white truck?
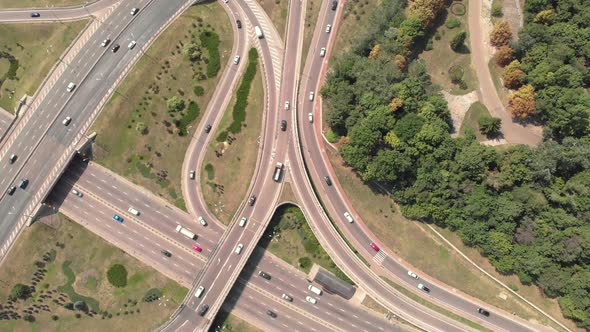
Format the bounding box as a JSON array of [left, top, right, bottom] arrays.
[[254, 26, 264, 39], [175, 225, 197, 240], [273, 162, 283, 182]]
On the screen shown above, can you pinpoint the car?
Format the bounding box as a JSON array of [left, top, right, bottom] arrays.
[[101, 38, 111, 47], [195, 286, 205, 298], [192, 244, 203, 252], [130, 7, 139, 15], [248, 195, 256, 206], [418, 283, 430, 293], [112, 44, 120, 53], [370, 242, 380, 251], [281, 293, 293, 302], [343, 212, 354, 223], [266, 310, 276, 318], [308, 113, 313, 123], [205, 124, 212, 133], [326, 24, 332, 33], [238, 216, 247, 227], [280, 120, 287, 131], [113, 214, 124, 222], [235, 243, 244, 254], [19, 179, 28, 189], [198, 304, 209, 316], [407, 270, 419, 279], [284, 101, 290, 110], [477, 308, 490, 317], [9, 154, 17, 164], [161, 250, 171, 257], [223, 0, 229, 3], [324, 176, 332, 186], [233, 55, 240, 64], [305, 296, 317, 304], [128, 40, 136, 49], [189, 170, 195, 179], [62, 116, 72, 126], [236, 20, 242, 29], [198, 216, 207, 226], [30, 12, 41, 18], [66, 82, 76, 92], [309, 91, 314, 101], [331, 0, 338, 10], [320, 47, 326, 57], [72, 189, 83, 197], [7, 186, 16, 196], [258, 271, 271, 280]]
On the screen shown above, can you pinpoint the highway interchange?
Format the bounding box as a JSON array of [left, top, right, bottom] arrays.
[[0, 0, 554, 331]]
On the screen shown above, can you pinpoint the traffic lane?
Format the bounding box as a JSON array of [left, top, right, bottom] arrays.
[[62, 161, 223, 246], [0, 0, 121, 22]]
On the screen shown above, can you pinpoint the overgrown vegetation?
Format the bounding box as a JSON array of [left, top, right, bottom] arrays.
[[107, 264, 128, 288], [323, 0, 590, 329], [200, 31, 221, 77]]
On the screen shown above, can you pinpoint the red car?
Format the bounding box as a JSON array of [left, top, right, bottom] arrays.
[[192, 244, 202, 252], [370, 242, 380, 252]]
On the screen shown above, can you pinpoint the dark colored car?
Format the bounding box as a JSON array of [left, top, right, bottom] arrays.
[[7, 186, 16, 196], [19, 179, 29, 189], [198, 304, 209, 316], [418, 283, 430, 293], [331, 1, 338, 10], [249, 195, 256, 206], [324, 176, 332, 186], [478, 308, 490, 316], [236, 20, 242, 29], [30, 12, 40, 18], [258, 271, 271, 280], [205, 124, 212, 133], [280, 120, 287, 131], [266, 310, 277, 318], [111, 44, 120, 53], [161, 250, 171, 257]]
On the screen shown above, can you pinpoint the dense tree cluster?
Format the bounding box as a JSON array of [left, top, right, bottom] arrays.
[[323, 0, 590, 328]]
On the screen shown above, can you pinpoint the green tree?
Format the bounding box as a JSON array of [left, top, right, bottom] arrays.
[[135, 122, 147, 135], [450, 31, 467, 51], [478, 116, 502, 136], [167, 96, 185, 113], [182, 43, 201, 62], [10, 284, 31, 300], [107, 264, 128, 288]]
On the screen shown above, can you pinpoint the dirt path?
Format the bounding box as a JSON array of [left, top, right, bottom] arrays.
[[468, 0, 542, 146]]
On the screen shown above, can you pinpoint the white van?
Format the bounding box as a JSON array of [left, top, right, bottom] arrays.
[[254, 26, 264, 38], [195, 286, 205, 298], [308, 284, 322, 296], [128, 207, 140, 216]]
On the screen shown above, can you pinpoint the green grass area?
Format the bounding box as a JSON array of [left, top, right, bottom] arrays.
[[382, 277, 491, 332], [325, 147, 559, 326], [331, 0, 378, 59], [216, 48, 258, 141], [300, 0, 322, 71], [202, 51, 263, 225], [361, 295, 388, 316], [459, 101, 493, 141], [488, 58, 509, 105], [200, 31, 221, 78], [259, 204, 352, 284], [419, 0, 476, 94], [0, 0, 84, 8], [0, 214, 187, 331], [0, 20, 87, 113], [90, 3, 232, 209], [259, 0, 289, 37], [210, 310, 263, 332]]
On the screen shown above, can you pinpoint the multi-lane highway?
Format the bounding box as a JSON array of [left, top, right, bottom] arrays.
[[0, 0, 119, 22]]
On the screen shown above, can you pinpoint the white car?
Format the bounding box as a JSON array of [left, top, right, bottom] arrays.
[[326, 24, 332, 33], [407, 270, 419, 280], [198, 216, 207, 226], [233, 55, 240, 65], [320, 47, 326, 57], [305, 296, 317, 304], [128, 40, 137, 49], [62, 116, 72, 126], [284, 101, 290, 110], [71, 189, 83, 197], [66, 82, 76, 92], [101, 38, 110, 47], [309, 91, 314, 101], [343, 212, 353, 223], [308, 113, 313, 123], [130, 7, 139, 15], [239, 217, 247, 227], [189, 170, 195, 179], [235, 243, 244, 254]]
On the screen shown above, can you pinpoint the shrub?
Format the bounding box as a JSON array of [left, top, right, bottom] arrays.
[[200, 31, 221, 77], [136, 122, 148, 135], [495, 45, 513, 66], [10, 284, 31, 300], [450, 31, 467, 51], [298, 257, 312, 270], [23, 314, 35, 322], [167, 96, 185, 113], [325, 129, 339, 143], [143, 288, 162, 302], [182, 43, 201, 62], [478, 116, 502, 136], [490, 20, 511, 47], [193, 85, 205, 96], [176, 101, 200, 135], [52, 315, 59, 321], [445, 18, 460, 29], [64, 303, 74, 310], [491, 1, 502, 17], [223, 48, 259, 136], [106, 264, 128, 288]]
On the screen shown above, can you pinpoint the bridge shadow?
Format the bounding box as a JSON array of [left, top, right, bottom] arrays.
[[42, 155, 89, 212]]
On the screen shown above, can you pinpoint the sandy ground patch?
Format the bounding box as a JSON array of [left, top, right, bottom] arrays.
[[442, 90, 478, 137]]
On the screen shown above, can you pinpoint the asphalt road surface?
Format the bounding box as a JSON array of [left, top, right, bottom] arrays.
[[0, 0, 119, 22]]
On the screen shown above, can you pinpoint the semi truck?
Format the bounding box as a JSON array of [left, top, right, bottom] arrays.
[[254, 26, 264, 39], [273, 162, 283, 182], [175, 225, 197, 240]]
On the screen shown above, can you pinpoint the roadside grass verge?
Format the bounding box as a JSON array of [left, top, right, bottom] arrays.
[[0, 20, 87, 112], [202, 49, 263, 225], [300, 0, 322, 72], [210, 310, 263, 332], [0, 214, 186, 331], [258, 204, 353, 284], [419, 0, 476, 94], [459, 101, 492, 141], [90, 3, 232, 210], [382, 277, 491, 332], [259, 0, 289, 37], [325, 147, 561, 327], [330, 0, 378, 60], [200, 31, 221, 77]]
